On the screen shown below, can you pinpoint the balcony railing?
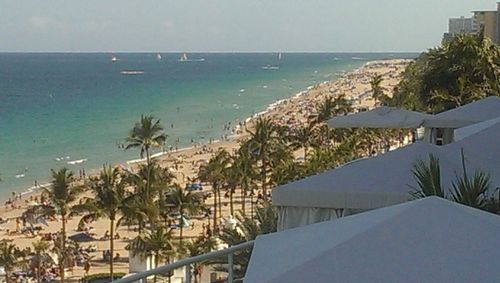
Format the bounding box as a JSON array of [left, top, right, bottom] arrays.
[[112, 241, 255, 283]]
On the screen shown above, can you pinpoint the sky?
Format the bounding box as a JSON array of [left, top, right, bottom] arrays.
[[0, 0, 496, 52]]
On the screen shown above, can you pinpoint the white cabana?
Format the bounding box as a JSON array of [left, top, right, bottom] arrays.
[[454, 116, 500, 141], [423, 96, 500, 128], [327, 106, 430, 128], [422, 96, 500, 144], [325, 97, 500, 145], [442, 122, 500, 187], [245, 197, 500, 283], [273, 122, 500, 230], [272, 142, 443, 230]]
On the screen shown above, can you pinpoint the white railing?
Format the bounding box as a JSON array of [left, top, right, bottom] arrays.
[[112, 241, 255, 283]]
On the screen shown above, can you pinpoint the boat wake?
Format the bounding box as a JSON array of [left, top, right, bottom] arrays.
[[120, 70, 145, 75], [67, 159, 87, 165], [262, 65, 279, 70]]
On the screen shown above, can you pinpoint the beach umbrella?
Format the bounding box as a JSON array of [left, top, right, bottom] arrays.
[[245, 197, 500, 283], [68, 232, 97, 242], [327, 106, 430, 128]]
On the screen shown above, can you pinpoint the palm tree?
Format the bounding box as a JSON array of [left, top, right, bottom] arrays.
[[312, 97, 336, 125], [154, 166, 176, 223], [43, 168, 83, 283], [126, 114, 167, 165], [332, 94, 353, 116], [120, 162, 166, 232], [270, 157, 305, 186], [409, 154, 445, 199], [213, 203, 277, 281], [245, 117, 280, 200], [198, 149, 231, 231], [165, 186, 203, 249], [288, 123, 317, 161], [31, 240, 52, 283], [0, 240, 25, 283], [184, 236, 217, 283], [312, 95, 353, 126], [370, 74, 386, 105], [394, 30, 500, 113], [129, 227, 176, 283], [232, 149, 258, 213], [73, 165, 127, 281], [450, 151, 490, 209], [224, 161, 238, 217], [304, 147, 337, 175]]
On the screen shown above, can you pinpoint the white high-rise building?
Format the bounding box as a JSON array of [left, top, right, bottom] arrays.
[[449, 16, 474, 34]]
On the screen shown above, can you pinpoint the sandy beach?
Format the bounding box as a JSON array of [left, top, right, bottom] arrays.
[[0, 58, 410, 281]]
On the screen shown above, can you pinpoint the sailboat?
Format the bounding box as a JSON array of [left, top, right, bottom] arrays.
[[179, 53, 188, 62], [157, 53, 162, 60], [111, 55, 118, 62], [262, 52, 281, 70]]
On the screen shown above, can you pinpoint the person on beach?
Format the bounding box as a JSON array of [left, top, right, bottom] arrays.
[[84, 260, 91, 276]]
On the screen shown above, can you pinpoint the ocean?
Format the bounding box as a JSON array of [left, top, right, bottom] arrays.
[[0, 52, 416, 199]]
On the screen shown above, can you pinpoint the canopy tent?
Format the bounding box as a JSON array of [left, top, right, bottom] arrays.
[[273, 142, 444, 230], [454, 116, 500, 141], [326, 106, 430, 128], [273, 122, 500, 230], [422, 96, 500, 128], [325, 97, 500, 145], [442, 122, 500, 187], [245, 197, 500, 283]]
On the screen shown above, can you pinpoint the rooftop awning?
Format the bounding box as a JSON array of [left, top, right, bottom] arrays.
[[327, 106, 430, 128], [422, 96, 500, 128], [273, 122, 500, 210], [245, 197, 500, 283], [454, 116, 500, 141]]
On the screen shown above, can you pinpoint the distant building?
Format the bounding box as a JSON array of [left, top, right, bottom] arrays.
[[442, 3, 500, 44], [449, 16, 474, 34], [472, 4, 500, 43]]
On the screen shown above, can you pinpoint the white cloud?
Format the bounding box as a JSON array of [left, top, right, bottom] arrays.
[[163, 20, 174, 30], [84, 20, 111, 32], [29, 16, 53, 29]]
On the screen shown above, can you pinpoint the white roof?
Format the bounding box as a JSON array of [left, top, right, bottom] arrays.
[[327, 106, 430, 128], [443, 122, 500, 187], [326, 97, 500, 130], [454, 117, 500, 141], [245, 197, 500, 283], [273, 142, 440, 209], [273, 122, 500, 210], [423, 96, 500, 128]]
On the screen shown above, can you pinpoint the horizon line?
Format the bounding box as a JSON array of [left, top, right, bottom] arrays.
[[0, 50, 423, 54]]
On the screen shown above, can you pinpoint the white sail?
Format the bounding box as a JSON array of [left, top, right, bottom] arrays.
[[278, 52, 282, 61], [157, 54, 162, 60]]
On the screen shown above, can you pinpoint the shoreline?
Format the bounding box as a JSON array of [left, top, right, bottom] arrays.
[[3, 58, 411, 205]]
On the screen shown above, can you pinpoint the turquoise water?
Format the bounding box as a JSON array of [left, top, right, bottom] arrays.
[[0, 53, 416, 198]]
